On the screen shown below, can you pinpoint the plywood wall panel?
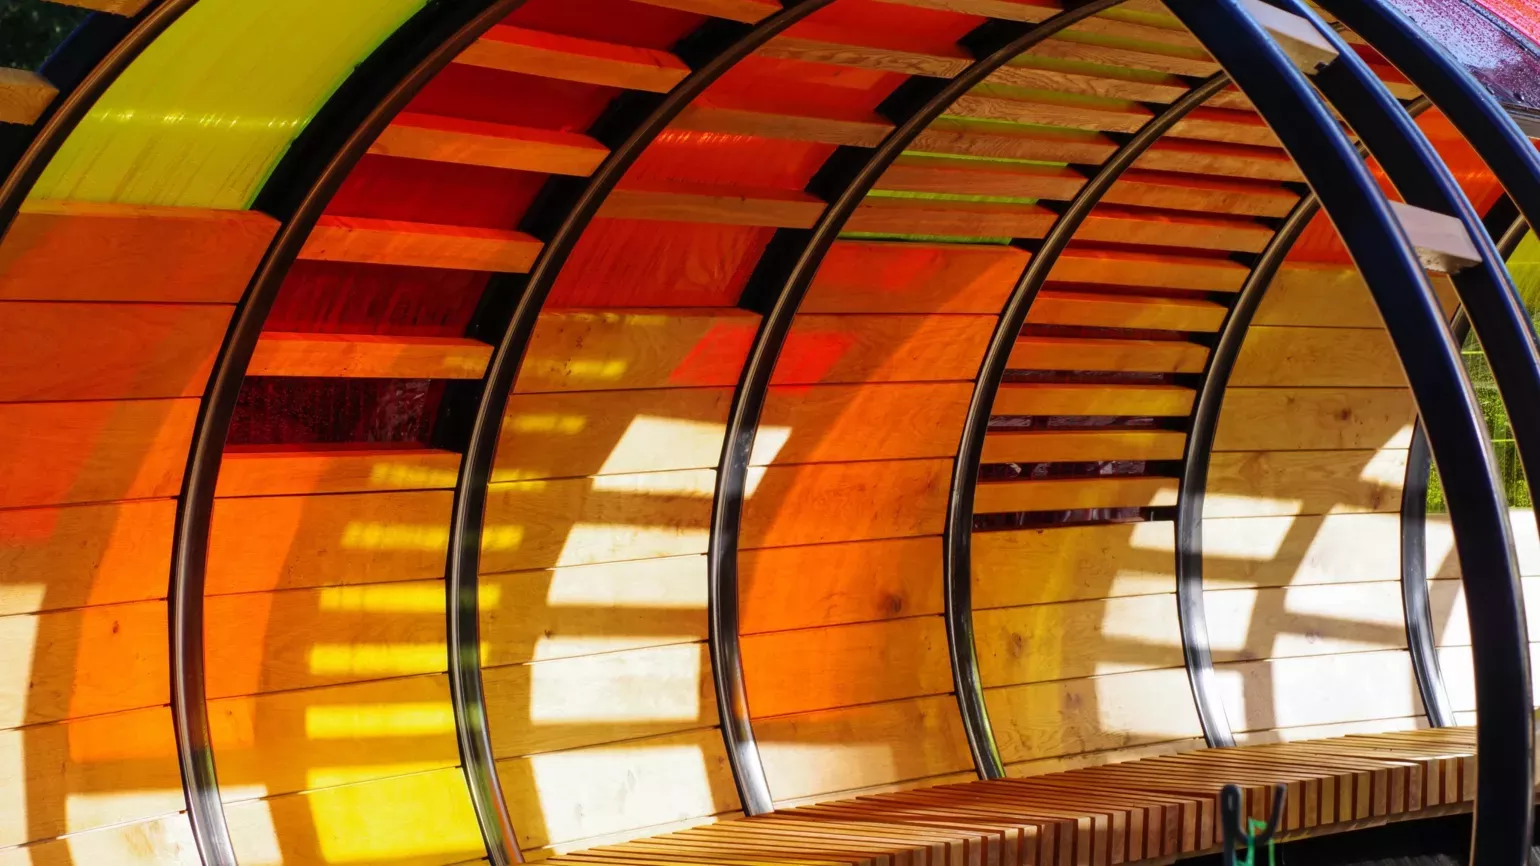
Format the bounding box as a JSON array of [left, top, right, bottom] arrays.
[[1204, 583, 1408, 663], [743, 617, 952, 718], [1202, 513, 1402, 588], [513, 309, 759, 393], [800, 241, 1026, 314], [772, 315, 994, 385], [1, 601, 167, 727]]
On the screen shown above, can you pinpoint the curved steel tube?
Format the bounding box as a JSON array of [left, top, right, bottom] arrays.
[[168, 3, 527, 863], [0, 0, 193, 236], [443, 0, 839, 830], [1166, 2, 1531, 863]]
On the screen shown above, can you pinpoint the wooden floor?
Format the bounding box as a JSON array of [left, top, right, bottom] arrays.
[[551, 728, 1480, 866]]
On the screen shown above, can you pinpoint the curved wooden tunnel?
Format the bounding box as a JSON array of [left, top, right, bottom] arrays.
[[3, 0, 1540, 863]]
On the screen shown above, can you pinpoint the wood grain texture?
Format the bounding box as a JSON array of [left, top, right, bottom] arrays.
[[976, 594, 1185, 687], [983, 429, 1187, 463], [0, 67, 56, 125], [1007, 336, 1210, 373], [206, 490, 453, 595], [299, 215, 543, 272], [0, 814, 198, 865], [760, 382, 972, 464], [0, 398, 197, 508], [1028, 291, 1228, 332], [372, 112, 610, 174], [974, 476, 1180, 514], [972, 521, 1178, 609], [913, 117, 1119, 165], [633, 0, 780, 21], [740, 537, 943, 634], [248, 333, 493, 379], [1203, 449, 1407, 517], [514, 309, 759, 393], [0, 499, 173, 615], [1215, 650, 1423, 733], [1203, 513, 1403, 589], [985, 667, 1204, 764], [0, 200, 277, 302], [216, 446, 462, 497], [1255, 265, 1458, 327], [774, 315, 995, 384], [0, 302, 228, 401], [759, 30, 970, 78], [1205, 582, 1408, 663], [1033, 34, 1220, 78], [1052, 247, 1250, 292], [743, 616, 953, 717], [676, 101, 893, 147], [457, 25, 690, 91], [600, 185, 826, 227], [1138, 138, 1303, 182], [1214, 388, 1416, 452], [992, 382, 1196, 416], [742, 459, 952, 548], [1230, 326, 1405, 387], [801, 241, 1026, 314], [2, 600, 167, 726]]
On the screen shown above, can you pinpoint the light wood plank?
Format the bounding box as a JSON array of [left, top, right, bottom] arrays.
[[0, 398, 196, 508], [1053, 247, 1250, 292], [676, 101, 893, 147], [1237, 0, 1338, 70], [1029, 291, 1227, 331], [972, 521, 1178, 609], [497, 388, 731, 481], [1206, 583, 1407, 663], [372, 112, 609, 175], [457, 25, 690, 92], [740, 537, 943, 634], [992, 383, 1196, 416], [1007, 336, 1209, 373], [248, 333, 493, 379], [2, 600, 167, 726], [974, 476, 1179, 514], [0, 67, 56, 125], [983, 429, 1187, 463], [633, 0, 780, 21], [514, 309, 759, 393], [1203, 449, 1407, 517], [0, 499, 173, 615], [977, 594, 1184, 688], [1215, 650, 1422, 733], [1138, 138, 1303, 182], [776, 315, 995, 384], [1426, 507, 1540, 579], [0, 302, 228, 401], [987, 53, 1190, 103], [216, 446, 462, 497], [0, 200, 278, 302], [913, 118, 1119, 165], [1231, 326, 1404, 387], [1255, 265, 1457, 327], [1214, 388, 1416, 452], [1035, 32, 1219, 77], [742, 459, 952, 548], [761, 382, 973, 463], [1203, 513, 1403, 588], [0, 814, 199, 865], [759, 29, 970, 78], [600, 184, 826, 227], [743, 617, 953, 717], [299, 215, 543, 272], [985, 668, 1204, 764], [802, 241, 1026, 314]]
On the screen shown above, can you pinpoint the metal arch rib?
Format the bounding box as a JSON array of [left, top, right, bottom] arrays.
[[707, 0, 1141, 800], [167, 2, 531, 863]]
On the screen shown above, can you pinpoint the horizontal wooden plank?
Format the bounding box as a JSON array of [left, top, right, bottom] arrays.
[[974, 476, 1179, 514], [299, 215, 543, 272], [992, 382, 1196, 416], [1441, 644, 1540, 715], [1203, 449, 1407, 517], [1028, 290, 1228, 331], [913, 117, 1119, 164], [497, 388, 731, 481], [0, 499, 173, 615], [1427, 508, 1540, 579], [1230, 326, 1404, 387], [2, 600, 167, 726], [0, 200, 277, 302], [248, 333, 493, 379], [1433, 577, 1540, 647], [0, 302, 228, 401], [1033, 33, 1220, 78], [0, 813, 197, 865], [216, 446, 461, 497], [982, 429, 1187, 463], [987, 52, 1190, 102], [761, 382, 973, 464], [0, 67, 56, 125], [514, 309, 759, 393], [743, 616, 953, 717], [741, 537, 943, 634], [1206, 582, 1408, 663], [371, 112, 610, 174], [1215, 650, 1422, 733], [1053, 247, 1250, 292], [1202, 513, 1403, 588], [457, 25, 690, 91], [985, 667, 1204, 764], [0, 398, 196, 509], [481, 555, 707, 665], [776, 315, 995, 384], [633, 0, 780, 21], [600, 184, 826, 227], [1255, 264, 1457, 327], [1007, 336, 1210, 373], [676, 100, 893, 147], [1109, 170, 1297, 217], [742, 459, 952, 548], [1214, 388, 1415, 452], [206, 490, 453, 594], [801, 240, 1026, 314], [976, 594, 1184, 688], [759, 30, 970, 77], [973, 521, 1178, 609]]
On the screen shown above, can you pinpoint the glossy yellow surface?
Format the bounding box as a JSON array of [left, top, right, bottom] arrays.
[[29, 0, 426, 210]]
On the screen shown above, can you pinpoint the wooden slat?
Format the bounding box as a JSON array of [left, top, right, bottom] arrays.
[[985, 668, 1204, 764], [599, 184, 826, 227], [1203, 513, 1403, 588], [497, 388, 731, 481], [676, 101, 893, 147], [0, 200, 278, 302], [371, 112, 609, 174], [0, 499, 173, 615], [1231, 326, 1404, 387], [775, 315, 995, 384], [992, 382, 1195, 416], [4, 600, 167, 726], [972, 521, 1177, 609], [801, 241, 1026, 314], [976, 594, 1184, 687], [247, 332, 493, 379], [743, 617, 953, 717], [457, 25, 690, 92], [1052, 247, 1250, 292], [633, 0, 780, 22], [1028, 291, 1228, 331], [974, 476, 1179, 514], [742, 459, 951, 548], [0, 303, 228, 401], [983, 429, 1187, 463], [1255, 265, 1458, 327], [513, 308, 759, 393], [1217, 651, 1422, 732], [299, 215, 543, 271], [1205, 582, 1407, 662], [761, 382, 974, 463], [1203, 449, 1407, 517], [759, 29, 971, 77], [0, 67, 57, 125], [740, 537, 943, 633], [216, 446, 462, 497], [1007, 336, 1210, 373], [1214, 388, 1416, 451], [913, 118, 1119, 165], [0, 398, 196, 509]]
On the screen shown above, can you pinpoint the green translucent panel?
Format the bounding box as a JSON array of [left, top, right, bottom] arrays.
[[29, 0, 426, 210]]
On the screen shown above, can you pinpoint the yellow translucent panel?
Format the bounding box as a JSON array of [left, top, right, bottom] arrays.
[[29, 0, 425, 209]]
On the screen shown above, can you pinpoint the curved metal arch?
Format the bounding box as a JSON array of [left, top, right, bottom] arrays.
[[168, 3, 531, 863], [441, 0, 841, 834], [0, 0, 193, 236], [1165, 2, 1531, 864]]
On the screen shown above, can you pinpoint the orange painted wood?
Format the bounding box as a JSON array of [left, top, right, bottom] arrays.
[[0, 302, 228, 401], [1028, 291, 1228, 331], [0, 200, 278, 302], [1052, 247, 1250, 292], [982, 429, 1187, 463], [677, 100, 893, 146], [741, 459, 952, 548], [247, 333, 493, 379], [599, 183, 826, 227], [0, 67, 56, 124], [1231, 326, 1403, 387], [457, 25, 690, 92], [801, 241, 1026, 314], [1110, 170, 1298, 218], [878, 0, 1055, 21], [992, 382, 1195, 416], [371, 112, 609, 174], [0, 499, 174, 615], [1170, 107, 1279, 147], [298, 215, 543, 272], [632, 0, 780, 21], [216, 446, 462, 497], [761, 382, 973, 464], [512, 308, 759, 393], [742, 617, 954, 717], [739, 536, 944, 634], [759, 27, 971, 77], [974, 476, 1180, 514], [1007, 336, 1210, 373], [774, 315, 996, 384], [0, 398, 196, 509]]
